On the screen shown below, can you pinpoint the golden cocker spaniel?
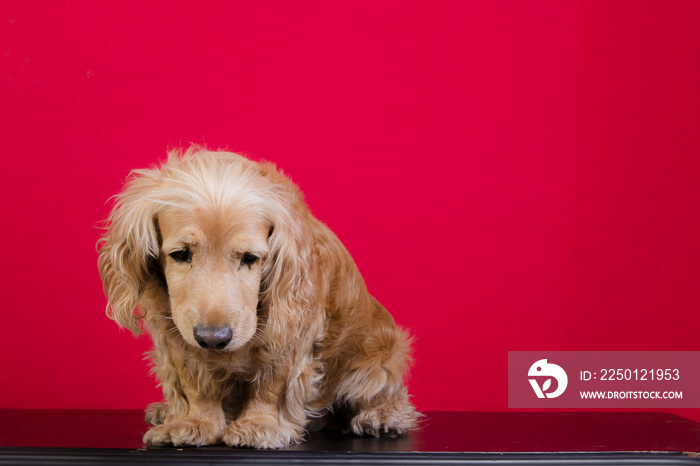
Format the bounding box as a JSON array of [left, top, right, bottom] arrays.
[[97, 147, 418, 448]]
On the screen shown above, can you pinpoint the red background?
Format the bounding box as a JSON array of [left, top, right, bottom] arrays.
[[2, 1, 700, 421]]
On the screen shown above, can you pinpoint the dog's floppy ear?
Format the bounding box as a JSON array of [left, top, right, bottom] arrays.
[[97, 169, 162, 335], [259, 165, 315, 347]]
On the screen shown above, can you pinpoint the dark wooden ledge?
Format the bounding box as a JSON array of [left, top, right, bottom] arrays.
[[1, 410, 699, 464]]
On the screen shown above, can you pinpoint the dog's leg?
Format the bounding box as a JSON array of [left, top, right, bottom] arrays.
[[142, 351, 228, 446], [143, 398, 226, 446], [337, 328, 420, 437], [223, 358, 322, 449]]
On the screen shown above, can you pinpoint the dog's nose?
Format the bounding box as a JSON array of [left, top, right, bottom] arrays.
[[193, 325, 233, 350]]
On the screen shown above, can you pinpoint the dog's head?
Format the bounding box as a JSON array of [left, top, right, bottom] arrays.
[[97, 148, 313, 351]]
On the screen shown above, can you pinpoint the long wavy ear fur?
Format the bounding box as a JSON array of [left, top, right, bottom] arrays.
[[97, 169, 163, 335], [258, 163, 316, 348]]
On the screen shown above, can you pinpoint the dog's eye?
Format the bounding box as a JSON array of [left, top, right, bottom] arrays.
[[169, 249, 192, 263], [241, 252, 259, 267]]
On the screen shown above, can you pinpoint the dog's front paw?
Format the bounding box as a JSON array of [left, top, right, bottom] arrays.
[[145, 401, 169, 426], [223, 417, 302, 449], [143, 418, 224, 446]]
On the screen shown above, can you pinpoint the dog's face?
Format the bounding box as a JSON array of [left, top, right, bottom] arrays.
[[99, 150, 314, 349], [158, 206, 270, 352]]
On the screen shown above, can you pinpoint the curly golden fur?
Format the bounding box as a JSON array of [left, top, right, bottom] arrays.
[[97, 147, 418, 448]]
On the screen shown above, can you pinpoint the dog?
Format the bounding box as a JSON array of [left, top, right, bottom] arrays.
[[97, 146, 418, 448]]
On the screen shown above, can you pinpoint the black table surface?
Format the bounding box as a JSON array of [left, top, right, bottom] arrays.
[[1, 410, 700, 464]]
